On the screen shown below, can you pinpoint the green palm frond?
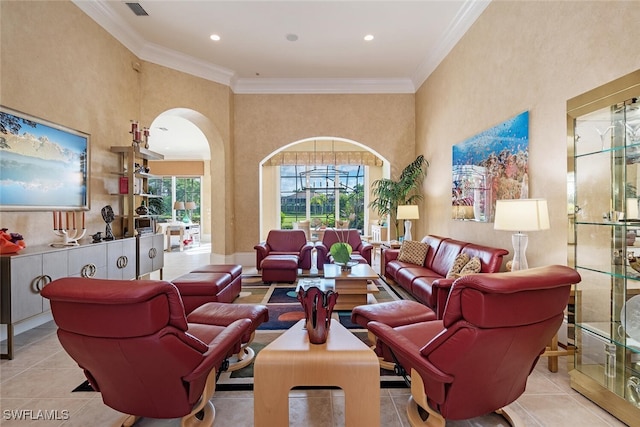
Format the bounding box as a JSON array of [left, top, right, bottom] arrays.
[[368, 155, 429, 238]]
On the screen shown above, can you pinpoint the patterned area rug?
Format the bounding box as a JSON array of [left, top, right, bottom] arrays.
[[237, 276, 401, 330], [215, 274, 409, 390]]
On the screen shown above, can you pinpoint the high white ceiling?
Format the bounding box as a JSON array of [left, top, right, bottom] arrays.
[[73, 0, 490, 159]]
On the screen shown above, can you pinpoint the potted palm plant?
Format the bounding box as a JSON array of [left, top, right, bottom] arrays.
[[369, 155, 429, 238]]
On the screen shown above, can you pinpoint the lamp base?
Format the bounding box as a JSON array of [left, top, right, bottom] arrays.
[[404, 220, 413, 242], [511, 232, 529, 271]]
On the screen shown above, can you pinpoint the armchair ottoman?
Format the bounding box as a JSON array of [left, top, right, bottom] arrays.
[[171, 270, 240, 314], [351, 300, 436, 369], [260, 254, 299, 283], [189, 302, 269, 371]]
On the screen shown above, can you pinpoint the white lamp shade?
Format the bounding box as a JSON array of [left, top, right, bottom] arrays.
[[185, 201, 197, 210], [173, 201, 185, 210], [397, 205, 420, 220], [494, 199, 550, 231]]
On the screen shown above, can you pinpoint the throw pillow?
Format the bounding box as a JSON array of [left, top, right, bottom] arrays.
[[397, 240, 429, 266], [446, 253, 470, 279], [459, 256, 482, 276]]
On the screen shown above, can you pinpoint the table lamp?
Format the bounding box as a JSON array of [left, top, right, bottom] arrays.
[[173, 201, 185, 221], [494, 198, 550, 271], [396, 205, 420, 242], [185, 201, 197, 223]]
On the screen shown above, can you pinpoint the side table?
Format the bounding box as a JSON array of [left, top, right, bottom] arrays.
[[254, 319, 380, 426]]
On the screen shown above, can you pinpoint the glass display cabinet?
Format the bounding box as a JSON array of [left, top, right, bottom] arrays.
[[568, 70, 640, 425]]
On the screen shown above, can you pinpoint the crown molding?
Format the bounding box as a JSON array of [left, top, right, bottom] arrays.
[[140, 43, 235, 85], [72, 0, 235, 86], [411, 0, 491, 90], [73, 0, 488, 94], [72, 1, 146, 55]]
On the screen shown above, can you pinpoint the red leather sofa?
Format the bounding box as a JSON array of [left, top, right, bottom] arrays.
[[383, 235, 508, 318]]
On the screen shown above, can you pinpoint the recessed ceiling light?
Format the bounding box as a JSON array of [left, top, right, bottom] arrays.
[[286, 33, 299, 42], [364, 34, 374, 41], [210, 34, 221, 41]]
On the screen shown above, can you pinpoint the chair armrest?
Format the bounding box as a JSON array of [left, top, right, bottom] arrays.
[[315, 242, 329, 266], [355, 241, 373, 265], [298, 241, 315, 270], [368, 321, 453, 384], [431, 278, 455, 319], [186, 319, 252, 382], [254, 242, 271, 270]]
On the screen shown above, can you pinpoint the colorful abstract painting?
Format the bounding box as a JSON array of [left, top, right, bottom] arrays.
[[452, 111, 529, 222]]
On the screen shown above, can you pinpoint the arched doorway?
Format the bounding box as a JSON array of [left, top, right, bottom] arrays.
[[258, 137, 390, 241], [147, 108, 229, 262]]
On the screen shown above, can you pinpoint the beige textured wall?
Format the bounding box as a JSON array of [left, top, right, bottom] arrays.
[[0, 1, 139, 246], [0, 2, 235, 255], [139, 62, 234, 254], [416, 0, 640, 268], [233, 94, 415, 252]]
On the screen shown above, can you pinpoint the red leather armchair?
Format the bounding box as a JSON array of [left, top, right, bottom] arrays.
[[41, 278, 252, 427], [368, 265, 581, 426], [315, 229, 373, 267], [254, 229, 314, 271]]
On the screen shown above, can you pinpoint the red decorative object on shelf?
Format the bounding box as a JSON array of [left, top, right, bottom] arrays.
[[0, 228, 26, 254]]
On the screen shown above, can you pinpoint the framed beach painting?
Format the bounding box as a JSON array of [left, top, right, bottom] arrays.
[[0, 106, 90, 211], [452, 111, 529, 222]]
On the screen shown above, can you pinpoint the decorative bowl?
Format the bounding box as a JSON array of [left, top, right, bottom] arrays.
[[334, 260, 359, 271]]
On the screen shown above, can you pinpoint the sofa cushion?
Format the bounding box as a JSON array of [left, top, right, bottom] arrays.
[[395, 266, 440, 293], [430, 239, 467, 277], [459, 256, 482, 275], [446, 253, 470, 279], [397, 240, 429, 266]]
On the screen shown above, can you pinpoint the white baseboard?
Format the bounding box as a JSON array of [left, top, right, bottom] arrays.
[[1, 312, 54, 341]]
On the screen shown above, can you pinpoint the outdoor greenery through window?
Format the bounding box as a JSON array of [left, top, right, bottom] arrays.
[[148, 177, 201, 223], [280, 165, 364, 231]]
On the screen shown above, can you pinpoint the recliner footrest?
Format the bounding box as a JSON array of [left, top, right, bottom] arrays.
[[351, 300, 436, 328]]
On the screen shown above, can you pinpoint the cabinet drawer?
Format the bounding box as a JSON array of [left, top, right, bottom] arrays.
[[68, 244, 107, 278]]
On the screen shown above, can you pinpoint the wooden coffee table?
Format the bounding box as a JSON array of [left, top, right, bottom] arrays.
[[253, 319, 380, 426], [322, 263, 380, 310]]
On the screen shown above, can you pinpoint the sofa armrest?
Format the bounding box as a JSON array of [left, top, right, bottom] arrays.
[[431, 278, 455, 319], [383, 248, 400, 263]]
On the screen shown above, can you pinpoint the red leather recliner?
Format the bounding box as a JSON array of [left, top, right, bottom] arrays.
[[315, 229, 373, 267], [368, 265, 581, 426], [254, 230, 314, 282], [41, 278, 252, 427]]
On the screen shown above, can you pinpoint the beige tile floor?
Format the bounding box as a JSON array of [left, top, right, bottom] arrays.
[[0, 240, 629, 426]]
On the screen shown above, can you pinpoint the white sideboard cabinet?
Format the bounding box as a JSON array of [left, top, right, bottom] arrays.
[[0, 237, 138, 359]]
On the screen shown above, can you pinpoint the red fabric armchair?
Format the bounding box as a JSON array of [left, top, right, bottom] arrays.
[[41, 277, 252, 427], [254, 229, 314, 270], [367, 265, 581, 426], [315, 229, 373, 267]]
